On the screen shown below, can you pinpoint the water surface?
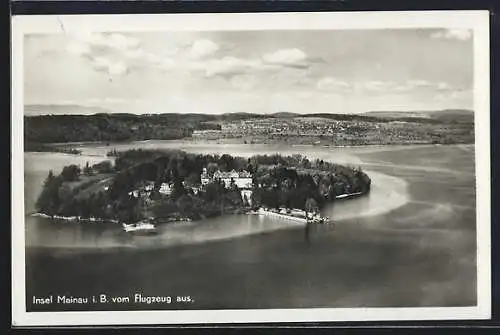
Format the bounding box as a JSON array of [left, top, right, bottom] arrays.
[[24, 142, 476, 310]]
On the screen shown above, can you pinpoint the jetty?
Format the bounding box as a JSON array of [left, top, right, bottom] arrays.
[[250, 207, 332, 224]]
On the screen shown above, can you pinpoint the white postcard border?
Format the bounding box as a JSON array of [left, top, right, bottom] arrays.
[[11, 10, 491, 326]]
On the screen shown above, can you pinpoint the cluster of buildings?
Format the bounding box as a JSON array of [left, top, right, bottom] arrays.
[[213, 117, 464, 145], [219, 118, 360, 138], [128, 181, 156, 198], [187, 115, 472, 146], [127, 167, 254, 205], [191, 130, 223, 140], [127, 180, 201, 198]]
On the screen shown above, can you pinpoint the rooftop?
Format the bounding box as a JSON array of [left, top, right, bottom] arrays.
[[203, 169, 252, 179]]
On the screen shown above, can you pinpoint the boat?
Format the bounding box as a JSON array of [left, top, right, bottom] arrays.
[[335, 192, 363, 200], [122, 221, 157, 234]]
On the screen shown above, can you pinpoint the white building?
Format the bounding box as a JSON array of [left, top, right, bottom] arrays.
[[201, 167, 253, 205], [128, 190, 140, 198], [159, 182, 173, 195], [128, 181, 155, 198], [202, 168, 253, 189], [201, 169, 211, 186]]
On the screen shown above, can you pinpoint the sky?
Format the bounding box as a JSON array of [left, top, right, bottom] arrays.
[[24, 28, 473, 115]]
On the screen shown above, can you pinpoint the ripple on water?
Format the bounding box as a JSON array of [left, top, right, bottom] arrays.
[[322, 170, 410, 222]]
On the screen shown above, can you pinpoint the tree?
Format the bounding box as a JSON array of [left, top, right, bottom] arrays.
[[57, 184, 73, 204], [207, 162, 219, 175], [36, 172, 62, 215], [242, 194, 250, 206], [225, 189, 243, 206], [247, 162, 254, 174], [327, 184, 337, 200], [154, 167, 166, 191], [177, 194, 194, 215], [203, 182, 220, 203], [43, 170, 55, 187], [83, 161, 93, 176], [187, 172, 200, 186], [93, 160, 114, 174], [61, 164, 81, 182], [229, 177, 238, 191], [305, 198, 319, 214], [177, 155, 190, 178], [220, 154, 235, 171], [171, 174, 186, 200]]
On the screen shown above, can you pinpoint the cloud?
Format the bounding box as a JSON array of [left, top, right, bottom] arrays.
[[91, 56, 128, 76], [407, 79, 434, 89], [200, 56, 258, 78], [298, 91, 314, 99], [61, 33, 320, 93], [66, 42, 92, 56], [262, 48, 309, 68], [66, 33, 142, 77], [108, 61, 128, 76], [124, 49, 176, 70], [316, 77, 351, 91], [402, 80, 457, 92], [361, 81, 397, 92], [76, 32, 141, 52], [230, 75, 257, 91], [436, 82, 454, 91], [433, 89, 472, 108], [87, 97, 151, 104], [65, 32, 317, 84], [187, 39, 220, 60], [430, 29, 472, 41], [199, 55, 306, 79], [407, 79, 428, 87], [199, 49, 314, 80], [344, 79, 459, 95]]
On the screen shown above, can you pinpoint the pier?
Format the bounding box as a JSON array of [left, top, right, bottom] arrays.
[[250, 207, 332, 224]]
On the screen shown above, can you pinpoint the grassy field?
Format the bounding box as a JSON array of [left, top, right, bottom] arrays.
[[65, 173, 115, 200]]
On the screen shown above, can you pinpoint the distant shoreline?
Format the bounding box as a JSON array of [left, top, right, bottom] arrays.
[[24, 138, 474, 153], [24, 109, 474, 149]]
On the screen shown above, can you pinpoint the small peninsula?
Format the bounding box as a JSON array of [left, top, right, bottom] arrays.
[[35, 149, 371, 224]]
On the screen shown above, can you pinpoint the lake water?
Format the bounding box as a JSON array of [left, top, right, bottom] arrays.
[[23, 142, 477, 310]]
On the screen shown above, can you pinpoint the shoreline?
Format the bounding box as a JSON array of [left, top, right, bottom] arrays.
[[27, 139, 474, 151], [26, 168, 412, 250], [30, 212, 120, 224], [30, 191, 368, 227]]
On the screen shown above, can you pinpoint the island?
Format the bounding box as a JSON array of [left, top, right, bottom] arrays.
[[34, 149, 371, 226]]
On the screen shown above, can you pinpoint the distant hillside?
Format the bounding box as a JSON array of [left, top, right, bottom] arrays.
[[363, 109, 474, 123], [24, 104, 474, 147], [25, 104, 473, 124], [24, 104, 114, 116], [24, 105, 220, 144], [216, 112, 275, 122], [271, 112, 299, 118]]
